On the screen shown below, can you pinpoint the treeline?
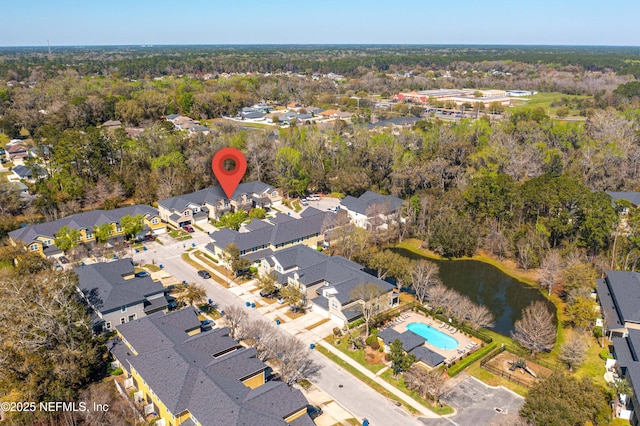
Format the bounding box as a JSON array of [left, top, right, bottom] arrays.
[[2, 45, 640, 81]]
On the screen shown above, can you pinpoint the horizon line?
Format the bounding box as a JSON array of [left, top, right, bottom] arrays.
[[1, 43, 640, 49]]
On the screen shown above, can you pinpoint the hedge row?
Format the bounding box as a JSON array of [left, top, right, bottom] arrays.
[[447, 342, 498, 377]]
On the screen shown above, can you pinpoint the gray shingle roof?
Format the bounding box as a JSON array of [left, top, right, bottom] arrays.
[[603, 271, 640, 324], [340, 191, 403, 216], [75, 259, 166, 314], [377, 329, 426, 352], [272, 245, 394, 305], [607, 191, 640, 208], [158, 181, 274, 213], [596, 278, 624, 330], [12, 164, 46, 179], [113, 308, 310, 425], [9, 204, 159, 244], [207, 208, 330, 254], [409, 346, 446, 367]]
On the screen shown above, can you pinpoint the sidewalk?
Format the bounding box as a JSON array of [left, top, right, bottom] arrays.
[[316, 341, 441, 418]]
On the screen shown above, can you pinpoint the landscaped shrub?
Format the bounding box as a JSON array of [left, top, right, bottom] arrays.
[[333, 327, 342, 337], [370, 340, 380, 350], [447, 342, 498, 377], [365, 335, 378, 347]]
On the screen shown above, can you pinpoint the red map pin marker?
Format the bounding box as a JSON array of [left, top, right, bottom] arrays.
[[212, 147, 247, 199]]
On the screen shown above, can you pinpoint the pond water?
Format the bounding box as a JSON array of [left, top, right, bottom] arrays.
[[392, 248, 556, 336]]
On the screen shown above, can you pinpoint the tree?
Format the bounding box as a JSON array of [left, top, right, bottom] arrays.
[[349, 282, 387, 338], [561, 262, 597, 293], [0, 269, 106, 415], [120, 214, 144, 241], [257, 271, 279, 296], [224, 304, 248, 340], [369, 249, 413, 287], [223, 243, 250, 276], [404, 366, 446, 406], [465, 304, 495, 331], [275, 333, 320, 386], [389, 338, 416, 377], [511, 301, 556, 357], [539, 250, 562, 296], [520, 372, 610, 426], [565, 297, 597, 330], [558, 334, 587, 371], [217, 211, 249, 231], [411, 259, 441, 304], [93, 222, 113, 244], [280, 285, 307, 313], [54, 225, 81, 253], [175, 283, 207, 307]]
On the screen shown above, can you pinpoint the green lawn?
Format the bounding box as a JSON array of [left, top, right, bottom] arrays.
[[327, 336, 387, 373], [314, 345, 420, 415], [510, 92, 591, 117]]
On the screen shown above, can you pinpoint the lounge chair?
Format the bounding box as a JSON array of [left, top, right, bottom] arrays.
[[439, 321, 445, 328], [451, 328, 458, 334]]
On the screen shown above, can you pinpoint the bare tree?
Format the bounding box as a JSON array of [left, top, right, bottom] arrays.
[[539, 250, 562, 296], [350, 282, 388, 338], [276, 334, 320, 386], [244, 319, 278, 360], [466, 304, 495, 331], [223, 304, 248, 340], [404, 366, 446, 406], [512, 301, 557, 357], [411, 259, 441, 304], [559, 334, 587, 372], [426, 282, 452, 313]]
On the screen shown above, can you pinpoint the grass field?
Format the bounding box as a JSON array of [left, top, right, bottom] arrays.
[[510, 92, 591, 117]]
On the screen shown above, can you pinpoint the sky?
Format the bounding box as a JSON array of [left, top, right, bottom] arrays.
[[3, 0, 639, 47]]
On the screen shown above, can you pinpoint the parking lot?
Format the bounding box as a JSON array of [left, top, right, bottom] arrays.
[[422, 376, 523, 425]]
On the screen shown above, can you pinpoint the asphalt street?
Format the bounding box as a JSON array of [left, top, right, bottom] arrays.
[[133, 232, 428, 426]]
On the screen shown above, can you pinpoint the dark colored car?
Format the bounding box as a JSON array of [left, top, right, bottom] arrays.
[[259, 288, 279, 298], [197, 270, 211, 279], [307, 406, 323, 419], [135, 271, 150, 278], [182, 225, 195, 233], [201, 319, 214, 327], [144, 235, 155, 241], [59, 256, 69, 264]]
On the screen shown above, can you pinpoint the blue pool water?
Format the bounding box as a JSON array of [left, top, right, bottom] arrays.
[[406, 322, 459, 350]]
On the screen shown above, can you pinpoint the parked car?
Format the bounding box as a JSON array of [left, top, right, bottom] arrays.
[[307, 195, 320, 201], [144, 235, 155, 242], [59, 256, 69, 264], [168, 300, 178, 310], [259, 288, 278, 298], [197, 270, 211, 279], [201, 319, 214, 327], [135, 271, 150, 278], [307, 406, 323, 419], [182, 225, 195, 233]]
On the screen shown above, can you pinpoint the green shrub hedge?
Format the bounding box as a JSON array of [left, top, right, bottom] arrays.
[[447, 342, 498, 377]]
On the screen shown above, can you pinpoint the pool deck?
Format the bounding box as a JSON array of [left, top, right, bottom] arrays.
[[389, 312, 482, 366]]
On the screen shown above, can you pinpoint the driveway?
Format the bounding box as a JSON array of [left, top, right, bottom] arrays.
[[421, 375, 523, 425]]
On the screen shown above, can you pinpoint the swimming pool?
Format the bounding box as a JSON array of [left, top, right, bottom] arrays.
[[406, 322, 459, 350]]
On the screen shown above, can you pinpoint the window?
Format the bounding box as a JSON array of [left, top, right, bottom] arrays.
[[85, 232, 93, 239], [331, 300, 339, 309], [29, 244, 39, 251], [183, 210, 191, 216], [115, 225, 122, 233], [105, 322, 112, 330], [121, 305, 127, 312], [272, 191, 278, 197], [120, 317, 126, 324], [152, 218, 159, 225], [128, 314, 136, 321]]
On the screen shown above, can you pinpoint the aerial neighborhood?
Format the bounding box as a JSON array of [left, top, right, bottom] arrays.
[[2, 43, 640, 426]]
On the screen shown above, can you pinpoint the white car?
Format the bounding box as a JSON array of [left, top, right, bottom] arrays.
[[307, 195, 320, 201]]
